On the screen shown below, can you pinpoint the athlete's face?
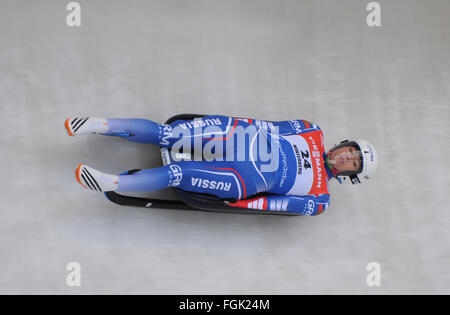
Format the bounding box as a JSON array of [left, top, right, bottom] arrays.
[[328, 146, 361, 172]]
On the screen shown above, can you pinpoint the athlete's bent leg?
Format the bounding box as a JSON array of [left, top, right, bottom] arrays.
[[116, 161, 270, 200], [105, 118, 164, 144], [75, 164, 171, 192], [65, 117, 170, 145], [75, 160, 274, 201]]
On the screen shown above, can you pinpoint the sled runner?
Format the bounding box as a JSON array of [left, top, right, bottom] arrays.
[[104, 114, 299, 215]]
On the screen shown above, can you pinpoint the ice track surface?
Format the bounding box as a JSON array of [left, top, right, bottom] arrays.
[[0, 0, 449, 294]]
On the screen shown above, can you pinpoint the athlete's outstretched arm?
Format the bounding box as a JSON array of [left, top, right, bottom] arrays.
[[229, 193, 330, 216]]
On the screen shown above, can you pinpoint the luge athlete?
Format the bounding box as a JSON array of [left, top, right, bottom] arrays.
[[65, 115, 378, 215]]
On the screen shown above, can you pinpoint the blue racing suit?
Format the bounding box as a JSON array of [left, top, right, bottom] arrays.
[[104, 115, 333, 216]]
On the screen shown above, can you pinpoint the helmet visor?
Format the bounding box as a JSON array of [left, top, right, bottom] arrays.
[[327, 141, 363, 176]]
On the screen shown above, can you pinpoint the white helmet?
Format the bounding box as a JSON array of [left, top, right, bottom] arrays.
[[353, 139, 378, 183], [328, 139, 378, 184]]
